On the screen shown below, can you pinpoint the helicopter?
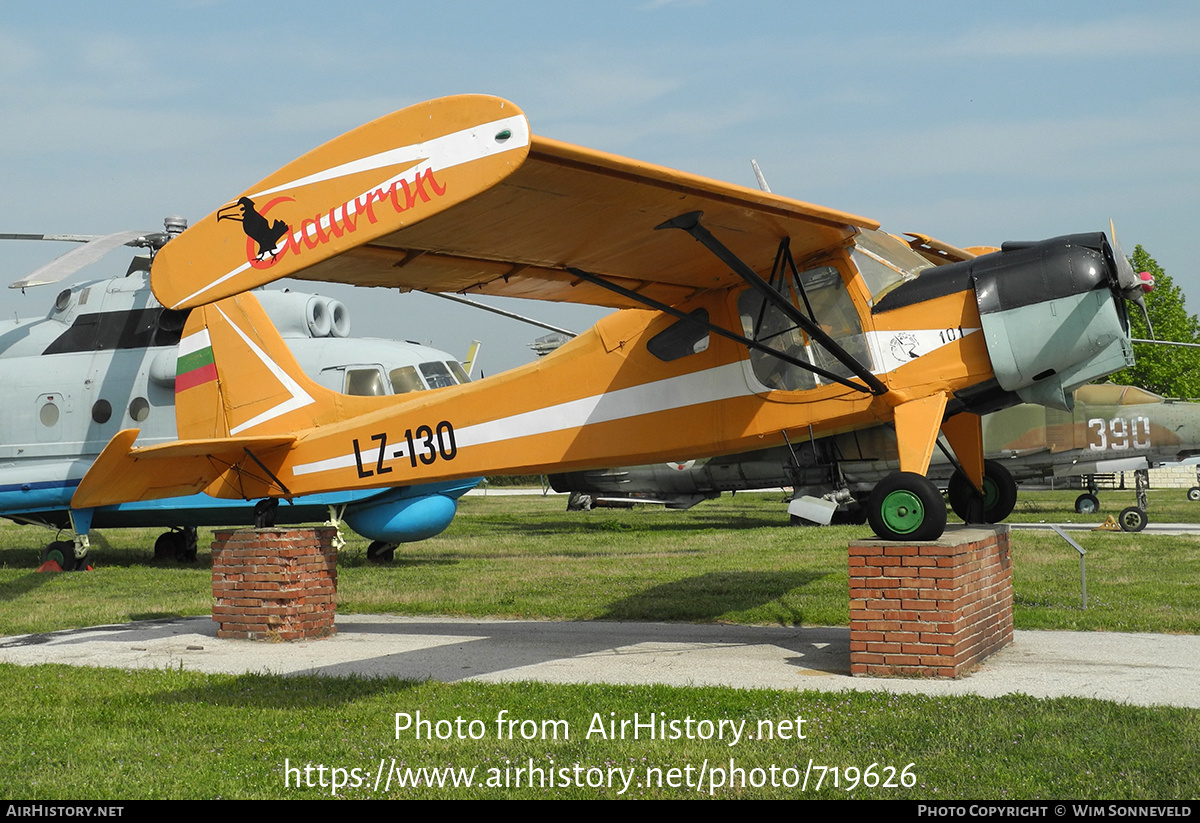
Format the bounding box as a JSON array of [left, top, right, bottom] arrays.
[[0, 221, 478, 568]]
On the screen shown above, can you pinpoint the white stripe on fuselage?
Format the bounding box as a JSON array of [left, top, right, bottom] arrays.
[[290, 361, 753, 478]]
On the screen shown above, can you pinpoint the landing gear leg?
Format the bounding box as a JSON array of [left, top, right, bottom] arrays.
[[1119, 469, 1150, 533]]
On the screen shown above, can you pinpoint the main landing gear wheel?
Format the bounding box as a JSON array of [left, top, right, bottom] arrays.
[[367, 541, 397, 563], [947, 460, 1018, 524], [1118, 506, 1148, 533], [1188, 487, 1200, 502], [867, 472, 946, 542], [1075, 493, 1100, 514]]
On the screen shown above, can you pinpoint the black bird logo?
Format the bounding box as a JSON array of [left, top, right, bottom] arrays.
[[217, 196, 290, 260]]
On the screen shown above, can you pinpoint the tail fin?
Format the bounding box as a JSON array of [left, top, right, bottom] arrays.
[[175, 292, 337, 440]]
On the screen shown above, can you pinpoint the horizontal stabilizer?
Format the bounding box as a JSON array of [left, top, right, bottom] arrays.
[[71, 429, 296, 509]]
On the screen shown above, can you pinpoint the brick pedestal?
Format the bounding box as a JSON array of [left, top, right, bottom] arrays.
[[848, 525, 1012, 678], [211, 527, 338, 640]]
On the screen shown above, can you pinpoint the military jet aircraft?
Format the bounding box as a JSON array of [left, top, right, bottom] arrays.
[[71, 94, 1144, 543], [551, 383, 1200, 532], [0, 227, 478, 568]]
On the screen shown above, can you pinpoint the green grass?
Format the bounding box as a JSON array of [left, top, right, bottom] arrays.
[[2, 664, 1196, 799], [1, 490, 1199, 635]]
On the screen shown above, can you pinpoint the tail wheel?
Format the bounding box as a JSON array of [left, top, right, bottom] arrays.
[[868, 472, 946, 542], [947, 460, 1018, 523], [1075, 493, 1100, 514], [1118, 506, 1147, 533]]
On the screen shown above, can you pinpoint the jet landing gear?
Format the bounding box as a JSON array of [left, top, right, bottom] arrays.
[[947, 460, 1018, 524], [1079, 470, 1150, 532], [154, 527, 198, 562], [867, 472, 946, 541]]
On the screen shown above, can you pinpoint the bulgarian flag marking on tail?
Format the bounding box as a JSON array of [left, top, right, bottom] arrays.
[[176, 329, 217, 392]]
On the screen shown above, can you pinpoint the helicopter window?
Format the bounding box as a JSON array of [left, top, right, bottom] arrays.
[[419, 362, 457, 389], [648, 310, 711, 362], [738, 264, 871, 391], [448, 361, 471, 384], [129, 397, 150, 422], [344, 368, 387, 397], [389, 366, 426, 395], [39, 402, 59, 427], [851, 230, 934, 303], [91, 400, 112, 425], [43, 307, 164, 355]]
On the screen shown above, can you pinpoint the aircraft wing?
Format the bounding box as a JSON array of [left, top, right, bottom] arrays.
[[152, 95, 878, 310], [71, 429, 297, 509]]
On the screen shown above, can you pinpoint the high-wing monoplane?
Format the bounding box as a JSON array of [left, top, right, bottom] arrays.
[[72, 95, 1144, 542], [551, 383, 1200, 532], [0, 228, 478, 567]]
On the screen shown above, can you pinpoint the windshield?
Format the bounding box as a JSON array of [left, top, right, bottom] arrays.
[[851, 230, 935, 303]]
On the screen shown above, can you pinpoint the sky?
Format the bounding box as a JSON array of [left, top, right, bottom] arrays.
[[2, 0, 1198, 373]]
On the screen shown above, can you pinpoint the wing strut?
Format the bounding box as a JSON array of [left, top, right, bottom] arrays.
[[565, 267, 876, 393], [656, 211, 888, 396]]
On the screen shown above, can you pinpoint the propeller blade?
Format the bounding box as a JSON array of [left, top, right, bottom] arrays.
[[10, 229, 152, 289], [1109, 220, 1154, 339]]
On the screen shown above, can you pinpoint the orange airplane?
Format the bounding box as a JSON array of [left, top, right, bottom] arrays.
[[71, 94, 1146, 542]]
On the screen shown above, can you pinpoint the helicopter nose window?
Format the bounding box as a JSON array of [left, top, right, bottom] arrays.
[[419, 362, 457, 389], [129, 397, 150, 422], [389, 366, 426, 395], [344, 368, 387, 396]]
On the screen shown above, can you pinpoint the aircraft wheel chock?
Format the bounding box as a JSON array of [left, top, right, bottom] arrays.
[[1188, 487, 1200, 502], [1075, 493, 1101, 515], [867, 472, 946, 542], [948, 460, 1018, 523], [367, 541, 397, 563], [1118, 506, 1147, 533]]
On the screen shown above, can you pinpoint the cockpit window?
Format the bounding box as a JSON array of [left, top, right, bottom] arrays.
[[344, 368, 387, 396], [851, 230, 935, 303], [448, 360, 471, 384], [389, 366, 425, 394], [739, 264, 871, 391], [419, 361, 457, 389]]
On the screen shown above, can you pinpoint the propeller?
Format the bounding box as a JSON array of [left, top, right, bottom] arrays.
[[1109, 219, 1156, 338]]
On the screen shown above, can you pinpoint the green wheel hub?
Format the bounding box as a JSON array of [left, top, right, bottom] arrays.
[[880, 489, 925, 534]]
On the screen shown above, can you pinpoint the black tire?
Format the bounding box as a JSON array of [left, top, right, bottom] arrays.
[[867, 472, 946, 542], [154, 531, 185, 560], [1118, 506, 1147, 533], [1188, 487, 1200, 503], [1075, 493, 1101, 515], [367, 541, 397, 563], [41, 540, 77, 571], [566, 492, 594, 512], [947, 460, 1018, 523], [254, 498, 278, 528]]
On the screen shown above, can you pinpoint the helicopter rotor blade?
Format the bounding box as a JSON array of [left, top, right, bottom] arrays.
[[9, 229, 153, 289]]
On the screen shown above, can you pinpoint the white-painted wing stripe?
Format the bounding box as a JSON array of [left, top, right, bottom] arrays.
[[178, 115, 530, 308]]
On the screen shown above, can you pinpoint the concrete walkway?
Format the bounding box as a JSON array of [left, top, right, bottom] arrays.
[[1, 615, 1197, 708]]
